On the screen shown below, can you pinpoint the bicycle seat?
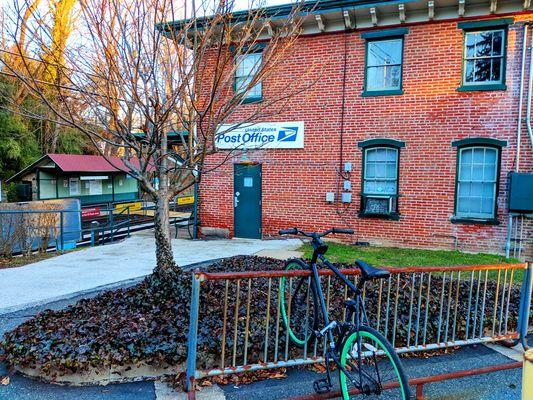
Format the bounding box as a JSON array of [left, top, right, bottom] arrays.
[[355, 260, 390, 281]]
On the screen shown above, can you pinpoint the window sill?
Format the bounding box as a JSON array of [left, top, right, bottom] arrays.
[[450, 217, 500, 225], [457, 84, 507, 92], [362, 89, 404, 97], [358, 212, 400, 221], [241, 97, 263, 104]]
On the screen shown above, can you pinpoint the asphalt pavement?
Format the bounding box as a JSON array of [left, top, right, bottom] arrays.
[[222, 345, 522, 400]]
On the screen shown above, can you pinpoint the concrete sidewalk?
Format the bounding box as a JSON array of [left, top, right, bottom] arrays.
[[0, 234, 302, 314]]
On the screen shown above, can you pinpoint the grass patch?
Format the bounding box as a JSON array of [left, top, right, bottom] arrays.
[[0, 254, 56, 270], [299, 243, 524, 281], [299, 242, 520, 267]]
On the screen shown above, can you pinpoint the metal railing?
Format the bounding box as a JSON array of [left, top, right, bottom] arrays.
[[184, 262, 532, 392], [0, 206, 136, 256], [0, 209, 82, 255], [0, 198, 198, 256], [88, 205, 132, 246]]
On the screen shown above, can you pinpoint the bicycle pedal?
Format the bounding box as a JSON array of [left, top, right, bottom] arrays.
[[313, 378, 332, 394]]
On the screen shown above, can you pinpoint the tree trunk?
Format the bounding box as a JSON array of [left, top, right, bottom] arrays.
[[153, 195, 178, 276], [148, 195, 189, 302]]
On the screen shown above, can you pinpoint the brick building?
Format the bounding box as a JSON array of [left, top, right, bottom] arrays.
[[170, 0, 533, 259]]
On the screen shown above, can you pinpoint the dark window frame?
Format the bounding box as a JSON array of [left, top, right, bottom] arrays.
[[451, 138, 507, 225], [361, 28, 408, 97], [457, 18, 512, 92], [358, 138, 405, 220], [233, 44, 265, 104]]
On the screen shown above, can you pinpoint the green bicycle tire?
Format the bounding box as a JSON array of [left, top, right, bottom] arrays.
[[339, 325, 411, 400], [280, 259, 319, 347]]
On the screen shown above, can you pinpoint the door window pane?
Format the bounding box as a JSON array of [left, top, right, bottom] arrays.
[[456, 146, 498, 218]]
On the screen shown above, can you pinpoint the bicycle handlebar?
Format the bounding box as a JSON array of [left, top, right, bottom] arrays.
[[332, 228, 354, 235], [279, 227, 354, 237]]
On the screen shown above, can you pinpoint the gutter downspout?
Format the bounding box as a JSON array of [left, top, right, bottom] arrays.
[[526, 24, 533, 150], [516, 24, 528, 172], [507, 24, 529, 259]]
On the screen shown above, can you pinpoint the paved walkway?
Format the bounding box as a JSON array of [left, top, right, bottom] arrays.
[[0, 234, 302, 314]]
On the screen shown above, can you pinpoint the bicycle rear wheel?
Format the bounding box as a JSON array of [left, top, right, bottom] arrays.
[[280, 259, 319, 347], [339, 325, 410, 399]]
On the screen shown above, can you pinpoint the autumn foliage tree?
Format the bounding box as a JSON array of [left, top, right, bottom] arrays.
[[1, 0, 84, 154]]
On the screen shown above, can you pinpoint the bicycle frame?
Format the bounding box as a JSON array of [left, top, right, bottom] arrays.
[[307, 240, 374, 390], [279, 227, 407, 396]]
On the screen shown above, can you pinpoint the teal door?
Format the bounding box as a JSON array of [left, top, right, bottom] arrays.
[[234, 164, 262, 239]]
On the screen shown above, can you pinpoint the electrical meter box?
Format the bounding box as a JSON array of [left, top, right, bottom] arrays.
[[508, 173, 533, 212]]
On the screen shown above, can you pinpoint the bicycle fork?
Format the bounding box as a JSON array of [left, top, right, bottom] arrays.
[[311, 262, 336, 394]]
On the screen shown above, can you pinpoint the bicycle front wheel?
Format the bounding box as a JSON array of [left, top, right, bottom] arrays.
[[339, 325, 410, 400], [280, 259, 319, 347]]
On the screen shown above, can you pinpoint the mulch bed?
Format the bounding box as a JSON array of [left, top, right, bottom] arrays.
[[0, 256, 520, 381], [0, 254, 56, 269]]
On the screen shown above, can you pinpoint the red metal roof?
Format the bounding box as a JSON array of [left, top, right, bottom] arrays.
[[7, 153, 153, 182], [47, 154, 142, 173]]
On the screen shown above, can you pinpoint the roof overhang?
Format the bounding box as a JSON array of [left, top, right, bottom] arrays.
[[159, 0, 530, 40], [6, 155, 51, 183], [6, 154, 141, 183]]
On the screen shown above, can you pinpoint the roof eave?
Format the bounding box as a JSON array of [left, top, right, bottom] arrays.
[[6, 154, 53, 183]]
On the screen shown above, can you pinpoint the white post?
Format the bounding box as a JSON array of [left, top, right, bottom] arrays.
[[523, 349, 533, 399]]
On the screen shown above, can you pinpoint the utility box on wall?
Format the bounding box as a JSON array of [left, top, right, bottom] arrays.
[[508, 173, 533, 213]]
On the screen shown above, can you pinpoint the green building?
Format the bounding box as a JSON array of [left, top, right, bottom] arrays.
[[7, 154, 141, 206]]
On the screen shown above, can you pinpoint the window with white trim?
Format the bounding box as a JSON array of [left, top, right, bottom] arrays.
[[365, 38, 403, 92], [364, 147, 398, 195], [361, 146, 400, 217]]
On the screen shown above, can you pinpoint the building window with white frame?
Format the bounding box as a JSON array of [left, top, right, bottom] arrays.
[[455, 146, 499, 219], [364, 38, 404, 95]]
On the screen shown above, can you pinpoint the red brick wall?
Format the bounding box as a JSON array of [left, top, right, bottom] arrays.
[[198, 15, 533, 259]]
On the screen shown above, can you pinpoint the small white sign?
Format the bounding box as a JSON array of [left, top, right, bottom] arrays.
[[216, 121, 304, 150], [69, 178, 80, 196], [244, 177, 253, 187], [89, 180, 102, 195]]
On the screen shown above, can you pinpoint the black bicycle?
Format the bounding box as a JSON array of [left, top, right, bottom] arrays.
[[279, 227, 410, 399]]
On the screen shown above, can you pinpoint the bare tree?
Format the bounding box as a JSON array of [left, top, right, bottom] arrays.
[[1, 0, 314, 281]]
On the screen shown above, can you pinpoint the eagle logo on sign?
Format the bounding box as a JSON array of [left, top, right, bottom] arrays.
[[277, 127, 298, 142]]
